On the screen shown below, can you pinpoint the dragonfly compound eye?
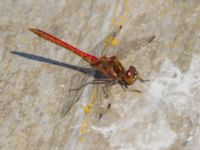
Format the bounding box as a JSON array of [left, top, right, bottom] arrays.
[[128, 66, 138, 76], [122, 66, 139, 85]]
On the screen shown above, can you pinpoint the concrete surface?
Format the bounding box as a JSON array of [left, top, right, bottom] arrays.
[[1, 0, 200, 150]]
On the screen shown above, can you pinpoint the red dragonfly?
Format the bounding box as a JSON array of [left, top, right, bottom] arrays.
[[30, 26, 155, 116]]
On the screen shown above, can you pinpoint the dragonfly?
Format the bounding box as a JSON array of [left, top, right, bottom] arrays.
[[29, 25, 155, 117]]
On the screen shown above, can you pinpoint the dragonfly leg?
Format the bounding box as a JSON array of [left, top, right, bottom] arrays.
[[102, 87, 109, 98], [99, 113, 103, 120], [69, 79, 106, 93], [98, 103, 112, 120], [138, 77, 149, 82], [102, 79, 119, 98], [124, 77, 150, 93], [98, 80, 119, 120], [125, 89, 142, 93], [107, 103, 111, 109], [120, 83, 128, 91], [119, 82, 141, 93]]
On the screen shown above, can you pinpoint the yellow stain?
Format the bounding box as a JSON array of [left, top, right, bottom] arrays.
[[88, 102, 94, 108], [84, 102, 94, 114], [111, 38, 119, 46], [79, 137, 86, 142], [84, 105, 90, 114], [104, 37, 119, 49], [80, 120, 88, 135], [82, 120, 87, 128]]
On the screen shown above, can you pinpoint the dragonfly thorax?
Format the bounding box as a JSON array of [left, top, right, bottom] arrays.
[[122, 66, 139, 85]]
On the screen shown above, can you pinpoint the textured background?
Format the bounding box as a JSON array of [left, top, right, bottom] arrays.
[[1, 0, 200, 150]]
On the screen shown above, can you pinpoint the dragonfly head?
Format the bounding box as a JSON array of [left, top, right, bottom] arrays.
[[122, 66, 139, 85]]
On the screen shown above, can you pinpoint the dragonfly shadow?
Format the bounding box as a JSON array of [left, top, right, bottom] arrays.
[[10, 51, 100, 78]]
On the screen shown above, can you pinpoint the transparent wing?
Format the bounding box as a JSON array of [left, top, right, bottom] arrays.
[[89, 25, 122, 57], [61, 60, 92, 117], [109, 35, 155, 59], [89, 24, 155, 60], [61, 71, 91, 117]]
